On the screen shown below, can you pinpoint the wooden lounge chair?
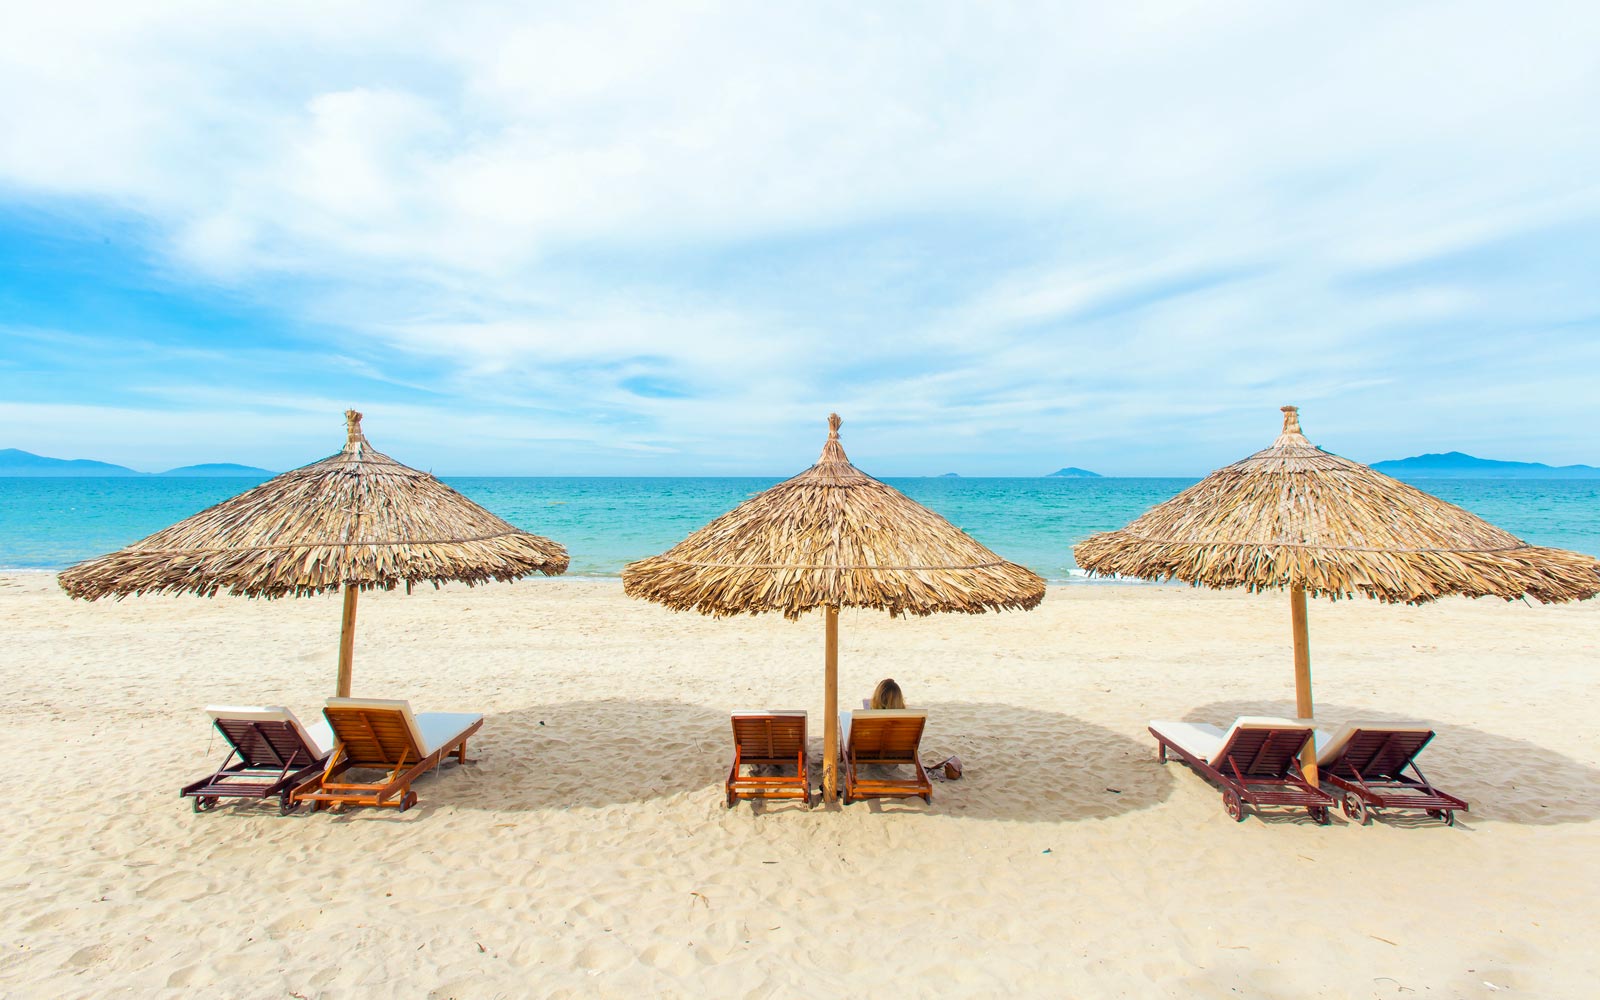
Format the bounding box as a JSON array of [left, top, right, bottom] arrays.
[[292, 698, 483, 812], [181, 706, 332, 815], [838, 709, 932, 805], [1315, 722, 1469, 826], [726, 711, 811, 808], [1150, 716, 1334, 824]]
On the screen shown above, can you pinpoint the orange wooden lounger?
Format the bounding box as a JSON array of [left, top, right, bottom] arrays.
[[726, 711, 811, 808], [292, 698, 483, 812], [838, 709, 932, 805]]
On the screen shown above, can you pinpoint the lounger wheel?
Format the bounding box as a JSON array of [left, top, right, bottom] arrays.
[[279, 796, 300, 816], [192, 796, 218, 813], [1309, 805, 1331, 826], [1426, 808, 1455, 826], [398, 790, 419, 812], [1222, 788, 1245, 822], [1341, 792, 1369, 825]]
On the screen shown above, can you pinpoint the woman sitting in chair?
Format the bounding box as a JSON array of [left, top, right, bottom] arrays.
[[869, 678, 905, 710]]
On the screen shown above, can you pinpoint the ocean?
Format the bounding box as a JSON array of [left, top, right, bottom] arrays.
[[3, 476, 1598, 581]]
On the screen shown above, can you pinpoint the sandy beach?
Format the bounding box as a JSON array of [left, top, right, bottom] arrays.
[[1, 571, 1597, 998]]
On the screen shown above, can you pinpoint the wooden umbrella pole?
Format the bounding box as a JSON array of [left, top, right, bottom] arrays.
[[823, 605, 840, 804], [1289, 585, 1317, 786], [336, 584, 359, 698]]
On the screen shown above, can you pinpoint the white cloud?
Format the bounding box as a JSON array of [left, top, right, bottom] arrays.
[[2, 2, 1599, 472]]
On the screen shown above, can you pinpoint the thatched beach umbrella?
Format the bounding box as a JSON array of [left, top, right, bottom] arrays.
[[623, 414, 1046, 802], [59, 410, 569, 696], [1074, 405, 1600, 782]]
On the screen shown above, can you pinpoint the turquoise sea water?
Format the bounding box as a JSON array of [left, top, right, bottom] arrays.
[[3, 476, 1598, 581]]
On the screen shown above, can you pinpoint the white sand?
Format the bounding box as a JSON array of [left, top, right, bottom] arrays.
[[1, 572, 1597, 998]]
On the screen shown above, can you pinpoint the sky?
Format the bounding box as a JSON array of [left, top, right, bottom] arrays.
[[2, 2, 1599, 476]]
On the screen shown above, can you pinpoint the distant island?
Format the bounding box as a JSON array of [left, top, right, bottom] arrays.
[[1372, 452, 1600, 479], [1045, 467, 1102, 478], [0, 448, 273, 477], [938, 472, 961, 478], [160, 463, 277, 477], [0, 448, 142, 476]]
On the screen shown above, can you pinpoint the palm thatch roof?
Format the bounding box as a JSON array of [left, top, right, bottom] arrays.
[[1073, 406, 1600, 605], [622, 414, 1046, 619], [59, 410, 569, 601]]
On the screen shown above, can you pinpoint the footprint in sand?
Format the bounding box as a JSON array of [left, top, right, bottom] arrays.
[[266, 906, 328, 937], [64, 944, 112, 969], [137, 870, 213, 903]]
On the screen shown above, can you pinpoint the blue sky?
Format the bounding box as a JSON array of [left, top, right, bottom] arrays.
[[2, 3, 1599, 476]]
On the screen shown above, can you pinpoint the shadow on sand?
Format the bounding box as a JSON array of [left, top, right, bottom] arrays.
[[436, 698, 1172, 822], [1186, 699, 1600, 826], [907, 700, 1175, 822]]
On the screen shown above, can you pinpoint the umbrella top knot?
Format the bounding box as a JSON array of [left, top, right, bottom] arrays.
[[816, 412, 852, 470], [344, 409, 368, 452], [1272, 404, 1310, 449], [1280, 405, 1301, 435]]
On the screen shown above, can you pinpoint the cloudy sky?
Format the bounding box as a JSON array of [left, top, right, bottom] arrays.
[[3, 3, 1598, 475]]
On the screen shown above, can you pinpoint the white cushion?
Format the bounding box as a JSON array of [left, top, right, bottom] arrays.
[[731, 710, 807, 719], [1315, 721, 1432, 766], [1151, 716, 1309, 764], [1149, 720, 1226, 762], [205, 705, 330, 757], [415, 712, 483, 756]]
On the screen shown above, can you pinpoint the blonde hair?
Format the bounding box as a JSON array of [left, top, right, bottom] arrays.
[[870, 678, 905, 710]]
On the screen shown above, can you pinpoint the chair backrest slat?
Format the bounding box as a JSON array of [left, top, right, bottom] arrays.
[[214, 719, 314, 769], [847, 714, 926, 764], [324, 707, 424, 767], [1220, 727, 1309, 779], [732, 715, 807, 761], [1326, 729, 1432, 780]]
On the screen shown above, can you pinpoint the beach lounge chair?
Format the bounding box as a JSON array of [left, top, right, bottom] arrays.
[[292, 698, 483, 812], [726, 711, 811, 808], [838, 709, 932, 805], [1315, 722, 1469, 826], [180, 706, 332, 815], [1150, 716, 1334, 824]]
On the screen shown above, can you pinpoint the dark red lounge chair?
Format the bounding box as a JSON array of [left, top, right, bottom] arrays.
[[1316, 723, 1469, 826], [1150, 716, 1334, 824], [180, 706, 332, 815]]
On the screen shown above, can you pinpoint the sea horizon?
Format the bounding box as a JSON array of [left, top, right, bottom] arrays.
[[7, 474, 1597, 581]]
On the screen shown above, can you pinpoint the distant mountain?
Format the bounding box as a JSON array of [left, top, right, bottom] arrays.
[[1045, 467, 1102, 478], [0, 448, 274, 478], [160, 463, 274, 477], [938, 472, 961, 478], [1372, 451, 1600, 479], [0, 448, 142, 477]]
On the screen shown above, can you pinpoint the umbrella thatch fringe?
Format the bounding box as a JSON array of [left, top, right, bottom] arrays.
[[623, 414, 1046, 619], [59, 410, 568, 600], [1074, 406, 1600, 605], [1072, 538, 1600, 604]]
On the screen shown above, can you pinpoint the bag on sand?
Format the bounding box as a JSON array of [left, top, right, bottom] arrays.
[[926, 754, 963, 780]]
